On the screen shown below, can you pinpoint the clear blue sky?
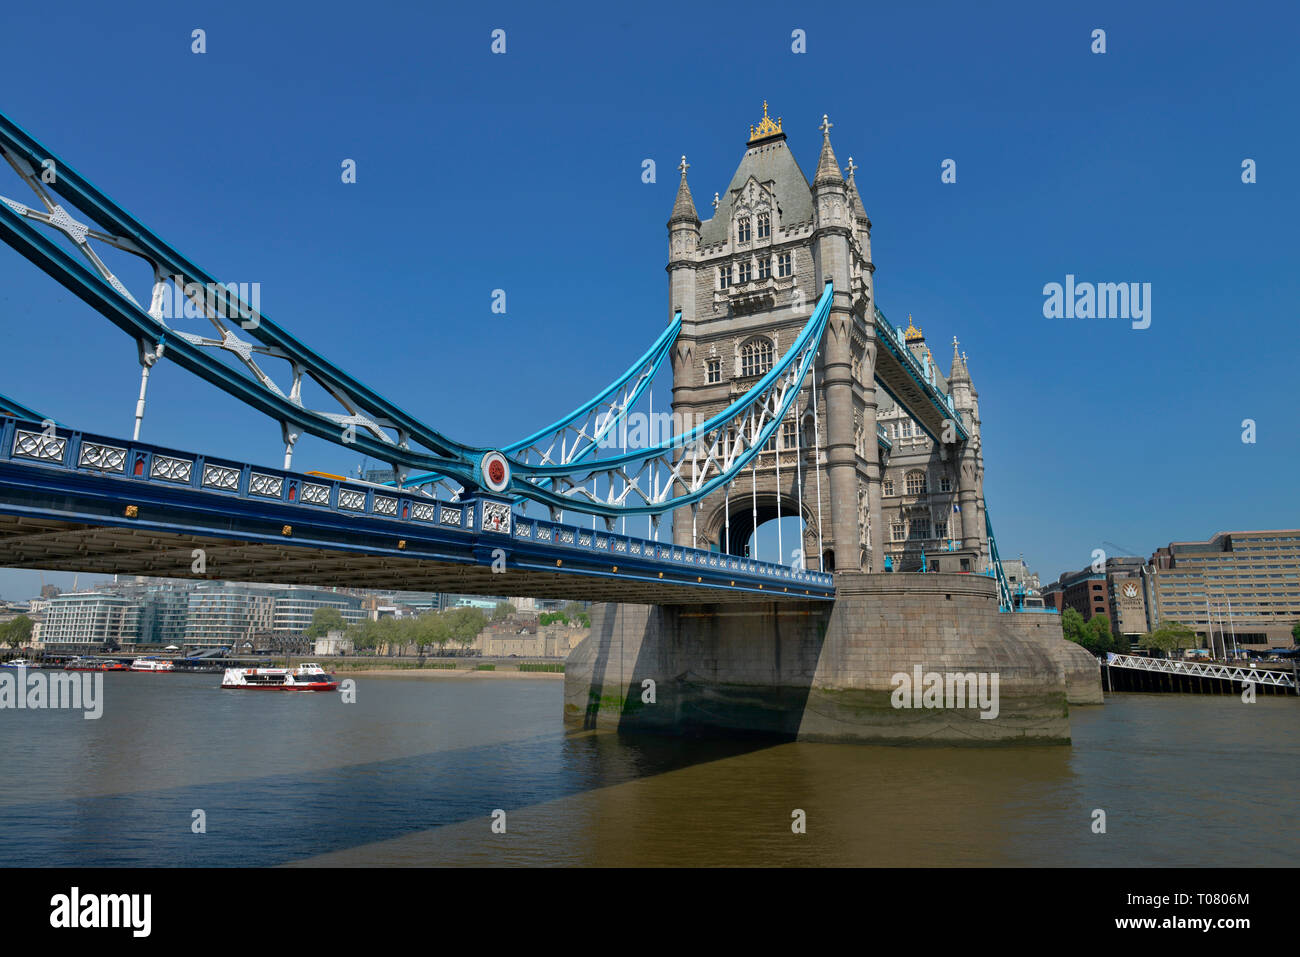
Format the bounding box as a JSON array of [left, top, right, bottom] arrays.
[[1, 0, 1296, 600]]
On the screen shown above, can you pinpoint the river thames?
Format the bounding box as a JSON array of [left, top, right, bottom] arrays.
[[0, 672, 1294, 867]]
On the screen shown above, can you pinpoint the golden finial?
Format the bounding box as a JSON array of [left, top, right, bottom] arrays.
[[904, 314, 924, 342], [748, 101, 784, 144]]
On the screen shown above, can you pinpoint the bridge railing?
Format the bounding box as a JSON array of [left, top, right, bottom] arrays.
[[871, 304, 965, 438], [1105, 653, 1296, 689], [0, 415, 833, 593], [510, 514, 833, 590]]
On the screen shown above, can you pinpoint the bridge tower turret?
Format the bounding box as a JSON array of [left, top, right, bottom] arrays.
[[811, 116, 871, 571], [948, 340, 986, 567], [667, 156, 701, 545]]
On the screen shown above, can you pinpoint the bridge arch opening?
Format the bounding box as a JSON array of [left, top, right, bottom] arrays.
[[708, 495, 817, 569]]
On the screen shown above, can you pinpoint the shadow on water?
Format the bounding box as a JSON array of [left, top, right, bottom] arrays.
[[0, 728, 783, 867]]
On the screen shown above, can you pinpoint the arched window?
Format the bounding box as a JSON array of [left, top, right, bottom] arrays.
[[740, 337, 774, 377], [737, 217, 752, 243], [905, 470, 927, 496], [757, 211, 771, 239]]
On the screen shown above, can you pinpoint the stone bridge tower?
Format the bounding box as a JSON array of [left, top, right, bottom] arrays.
[[667, 105, 986, 574], [667, 105, 884, 572]]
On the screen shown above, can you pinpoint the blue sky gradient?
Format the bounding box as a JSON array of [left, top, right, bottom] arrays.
[[1, 0, 1296, 599]]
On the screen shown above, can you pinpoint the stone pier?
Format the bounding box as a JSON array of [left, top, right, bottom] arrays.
[[564, 572, 1102, 745]]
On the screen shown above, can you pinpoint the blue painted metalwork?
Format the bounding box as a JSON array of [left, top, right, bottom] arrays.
[[0, 415, 835, 597], [398, 310, 681, 495], [0, 391, 47, 421], [0, 110, 917, 531], [872, 304, 968, 443], [497, 283, 836, 517], [983, 496, 1015, 611]]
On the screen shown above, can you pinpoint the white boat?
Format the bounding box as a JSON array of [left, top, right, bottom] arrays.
[[220, 662, 338, 692], [130, 657, 175, 672], [0, 658, 33, 669]]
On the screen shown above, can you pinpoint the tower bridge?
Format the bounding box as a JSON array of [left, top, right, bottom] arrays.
[[0, 104, 1101, 743]]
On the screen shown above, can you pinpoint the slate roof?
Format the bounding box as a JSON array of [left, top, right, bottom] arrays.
[[699, 136, 814, 245]]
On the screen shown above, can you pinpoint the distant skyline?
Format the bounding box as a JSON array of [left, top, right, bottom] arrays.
[[1, 0, 1297, 596]]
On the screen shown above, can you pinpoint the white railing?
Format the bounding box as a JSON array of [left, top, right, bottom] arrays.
[[1105, 653, 1296, 689]]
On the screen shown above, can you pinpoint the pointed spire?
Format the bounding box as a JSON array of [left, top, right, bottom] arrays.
[[950, 336, 970, 383], [813, 114, 843, 187], [845, 155, 868, 222], [668, 155, 700, 227]]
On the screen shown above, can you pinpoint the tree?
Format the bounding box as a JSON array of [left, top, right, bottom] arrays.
[[1143, 619, 1197, 658], [0, 615, 33, 648], [445, 607, 487, 652], [1292, 620, 1300, 646], [1087, 614, 1114, 655], [1060, 608, 1089, 648], [306, 606, 346, 638], [491, 601, 516, 622]]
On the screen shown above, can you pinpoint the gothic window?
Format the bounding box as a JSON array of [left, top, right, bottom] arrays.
[[740, 337, 774, 378], [891, 522, 906, 542], [940, 475, 952, 493], [901, 420, 913, 438], [905, 470, 927, 496], [758, 257, 771, 280], [737, 218, 751, 243], [935, 519, 948, 540], [757, 211, 771, 239], [738, 260, 752, 284], [782, 419, 797, 449], [777, 252, 792, 277], [883, 477, 894, 496], [719, 265, 732, 288], [706, 358, 721, 384], [911, 518, 932, 540]]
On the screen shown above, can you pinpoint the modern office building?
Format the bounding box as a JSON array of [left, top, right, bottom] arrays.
[[1043, 529, 1300, 652], [185, 583, 366, 649], [271, 588, 366, 633], [38, 591, 140, 652], [185, 584, 277, 649], [1146, 529, 1300, 651]]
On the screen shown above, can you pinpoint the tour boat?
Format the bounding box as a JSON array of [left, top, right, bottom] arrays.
[[0, 658, 32, 669], [66, 658, 127, 671], [220, 662, 338, 692], [130, 657, 175, 672]]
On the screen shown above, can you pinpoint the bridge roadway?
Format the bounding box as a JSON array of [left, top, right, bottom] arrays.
[[871, 306, 968, 444], [0, 417, 834, 604]]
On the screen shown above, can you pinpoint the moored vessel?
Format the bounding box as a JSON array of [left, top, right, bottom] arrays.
[[130, 657, 175, 672], [220, 662, 338, 692]]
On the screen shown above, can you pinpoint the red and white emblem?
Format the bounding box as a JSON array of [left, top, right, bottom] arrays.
[[480, 450, 511, 493]]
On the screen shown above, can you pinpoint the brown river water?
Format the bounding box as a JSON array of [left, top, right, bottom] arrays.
[[0, 671, 1293, 866]]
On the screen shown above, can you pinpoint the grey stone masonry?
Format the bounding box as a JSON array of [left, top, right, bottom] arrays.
[[666, 111, 986, 573], [565, 572, 1102, 745]]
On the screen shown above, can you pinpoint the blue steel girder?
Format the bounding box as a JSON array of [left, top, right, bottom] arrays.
[[0, 415, 835, 602], [398, 310, 681, 499], [871, 305, 969, 445], [0, 391, 48, 422], [0, 110, 836, 522], [0, 112, 489, 485], [499, 283, 835, 518]]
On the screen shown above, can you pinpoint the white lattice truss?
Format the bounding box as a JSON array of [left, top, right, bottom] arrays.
[[1106, 654, 1296, 689], [0, 147, 433, 476], [518, 319, 825, 513]]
